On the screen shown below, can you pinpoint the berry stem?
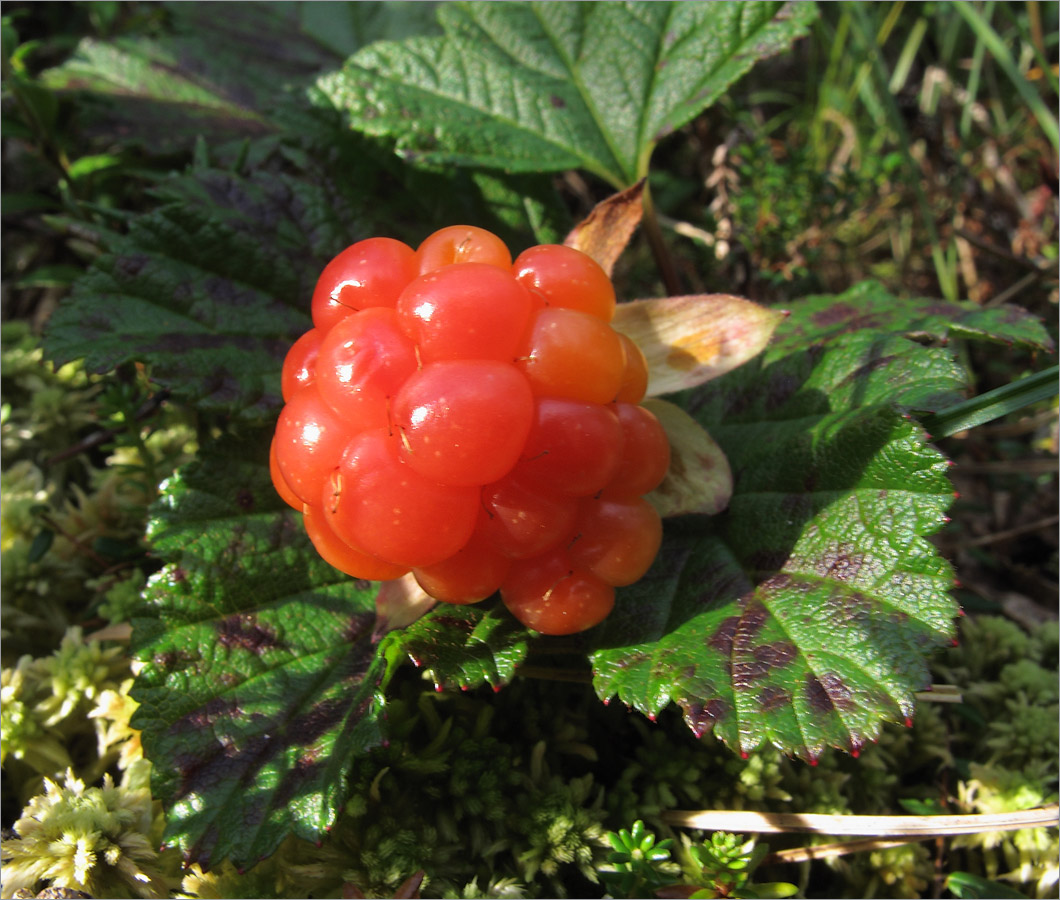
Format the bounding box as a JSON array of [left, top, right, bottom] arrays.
[[641, 181, 682, 297]]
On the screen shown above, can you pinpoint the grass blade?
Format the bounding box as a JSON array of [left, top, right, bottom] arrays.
[[952, 0, 1060, 152], [921, 365, 1059, 439]]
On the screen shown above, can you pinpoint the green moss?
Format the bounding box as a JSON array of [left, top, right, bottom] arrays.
[[0, 762, 176, 899]]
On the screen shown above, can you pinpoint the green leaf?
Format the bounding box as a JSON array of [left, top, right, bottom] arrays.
[[43, 127, 568, 418], [301, 1, 442, 55], [399, 601, 532, 692], [40, 1, 440, 150], [587, 286, 1022, 758], [322, 1, 817, 187], [66, 152, 124, 180], [44, 174, 321, 419], [774, 281, 1055, 361], [770, 281, 1055, 412], [133, 433, 532, 869], [14, 263, 84, 289], [945, 871, 1030, 900], [131, 436, 389, 869], [27, 530, 54, 564], [898, 797, 945, 815], [2, 16, 19, 65], [1, 191, 58, 215]]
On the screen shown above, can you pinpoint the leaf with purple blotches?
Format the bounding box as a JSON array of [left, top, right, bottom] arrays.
[[133, 436, 530, 871], [586, 287, 990, 759]]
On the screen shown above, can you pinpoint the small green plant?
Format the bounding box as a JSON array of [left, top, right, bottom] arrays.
[[679, 832, 797, 900], [598, 820, 679, 898], [598, 822, 798, 900]]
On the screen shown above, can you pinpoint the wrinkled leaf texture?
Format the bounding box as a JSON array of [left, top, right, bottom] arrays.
[[322, 1, 818, 186], [132, 436, 530, 869], [43, 138, 565, 418], [42, 1, 442, 148], [128, 276, 1050, 867], [587, 282, 1054, 760]]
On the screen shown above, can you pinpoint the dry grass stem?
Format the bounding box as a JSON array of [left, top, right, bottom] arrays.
[[914, 684, 963, 703], [764, 837, 934, 865], [662, 804, 1060, 836]]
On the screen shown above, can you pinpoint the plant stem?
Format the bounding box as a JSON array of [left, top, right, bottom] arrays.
[[641, 181, 682, 297]]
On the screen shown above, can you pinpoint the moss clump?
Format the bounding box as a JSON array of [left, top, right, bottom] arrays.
[[0, 762, 175, 900]]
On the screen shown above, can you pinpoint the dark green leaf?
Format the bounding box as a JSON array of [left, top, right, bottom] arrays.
[[774, 281, 1055, 362], [1, 192, 58, 216], [7, 74, 59, 135], [43, 155, 365, 419], [587, 287, 995, 758], [131, 436, 388, 869], [27, 530, 54, 563], [133, 434, 535, 869], [764, 281, 1054, 414], [398, 601, 532, 693], [43, 128, 569, 418], [301, 1, 441, 54], [898, 797, 945, 815], [40, 2, 440, 150], [14, 263, 83, 288], [945, 871, 1029, 899], [0, 113, 34, 141], [322, 1, 817, 186]]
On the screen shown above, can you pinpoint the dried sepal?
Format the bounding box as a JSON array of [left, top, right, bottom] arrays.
[[563, 180, 645, 276], [613, 295, 786, 397], [642, 398, 733, 518], [372, 573, 436, 641]]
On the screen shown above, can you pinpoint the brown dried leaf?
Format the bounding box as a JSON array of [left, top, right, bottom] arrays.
[[613, 294, 786, 397], [372, 573, 436, 641], [642, 398, 732, 517], [563, 180, 645, 275], [392, 871, 425, 899]]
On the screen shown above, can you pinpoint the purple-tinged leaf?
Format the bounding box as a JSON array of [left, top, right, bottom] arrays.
[[132, 435, 529, 871]]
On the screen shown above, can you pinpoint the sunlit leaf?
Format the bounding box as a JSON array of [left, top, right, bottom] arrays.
[[322, 1, 817, 186]]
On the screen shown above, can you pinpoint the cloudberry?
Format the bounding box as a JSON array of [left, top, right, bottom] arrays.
[[272, 230, 668, 634]]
